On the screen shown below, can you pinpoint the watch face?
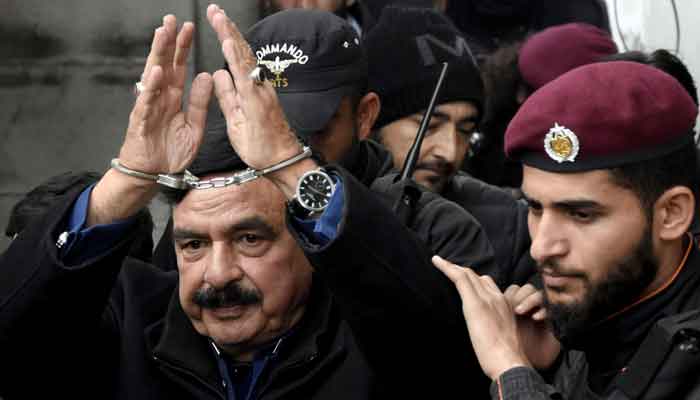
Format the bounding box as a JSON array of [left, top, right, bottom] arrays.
[[298, 171, 334, 212]]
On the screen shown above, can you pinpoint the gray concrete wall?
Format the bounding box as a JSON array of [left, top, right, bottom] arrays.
[[0, 0, 258, 253]]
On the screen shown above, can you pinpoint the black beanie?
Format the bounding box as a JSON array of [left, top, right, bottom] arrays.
[[366, 6, 484, 129], [160, 108, 248, 204], [188, 109, 248, 177]]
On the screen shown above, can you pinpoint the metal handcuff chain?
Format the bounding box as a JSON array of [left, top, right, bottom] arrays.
[[110, 144, 312, 190], [185, 144, 312, 189]]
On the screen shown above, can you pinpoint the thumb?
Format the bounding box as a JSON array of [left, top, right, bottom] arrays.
[[185, 72, 214, 142], [213, 69, 239, 121]]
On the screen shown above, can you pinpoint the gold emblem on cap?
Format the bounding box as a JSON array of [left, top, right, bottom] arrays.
[[258, 56, 297, 88], [544, 123, 579, 163], [255, 42, 310, 88]]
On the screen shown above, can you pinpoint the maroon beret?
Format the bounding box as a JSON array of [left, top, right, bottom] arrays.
[[505, 61, 698, 172], [518, 23, 618, 90]]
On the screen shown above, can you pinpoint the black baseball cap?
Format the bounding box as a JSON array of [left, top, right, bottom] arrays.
[[245, 9, 367, 138]]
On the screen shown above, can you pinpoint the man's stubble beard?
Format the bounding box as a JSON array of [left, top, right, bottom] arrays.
[[543, 224, 658, 347]]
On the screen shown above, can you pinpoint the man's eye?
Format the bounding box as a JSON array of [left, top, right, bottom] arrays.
[[528, 208, 542, 218], [425, 124, 442, 137], [458, 124, 476, 136], [458, 128, 474, 136], [527, 202, 542, 215], [182, 240, 203, 250], [569, 210, 594, 222], [241, 234, 260, 245]]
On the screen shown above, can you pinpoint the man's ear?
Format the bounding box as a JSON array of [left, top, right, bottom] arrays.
[[654, 186, 695, 241], [355, 92, 380, 141]]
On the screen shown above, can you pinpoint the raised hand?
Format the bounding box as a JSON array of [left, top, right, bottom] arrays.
[[118, 15, 213, 175], [432, 256, 531, 380], [206, 4, 302, 171], [89, 15, 213, 227]]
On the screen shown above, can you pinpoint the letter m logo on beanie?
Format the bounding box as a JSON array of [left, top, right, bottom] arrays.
[[366, 7, 484, 128], [415, 34, 477, 67]]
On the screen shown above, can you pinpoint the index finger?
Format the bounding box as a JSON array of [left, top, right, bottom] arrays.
[[172, 22, 195, 90], [207, 5, 240, 43], [207, 4, 251, 56], [513, 290, 545, 316], [208, 5, 257, 81], [432, 256, 482, 306], [504, 283, 537, 308]]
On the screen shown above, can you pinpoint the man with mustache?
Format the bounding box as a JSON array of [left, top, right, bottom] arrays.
[[366, 6, 534, 285], [0, 5, 489, 399], [193, 282, 261, 310], [434, 61, 700, 398]]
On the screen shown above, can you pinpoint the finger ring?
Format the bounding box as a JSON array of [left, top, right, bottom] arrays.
[[248, 66, 266, 86], [134, 81, 145, 96], [134, 80, 160, 97]]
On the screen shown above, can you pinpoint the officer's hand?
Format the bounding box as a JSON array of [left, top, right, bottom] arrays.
[[207, 4, 302, 171], [432, 256, 530, 380], [504, 284, 561, 370], [119, 15, 213, 175], [505, 283, 546, 320]]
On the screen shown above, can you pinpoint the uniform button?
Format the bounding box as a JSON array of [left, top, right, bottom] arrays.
[[677, 329, 700, 354], [56, 231, 69, 248]]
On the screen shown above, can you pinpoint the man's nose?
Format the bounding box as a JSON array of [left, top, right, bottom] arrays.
[[529, 212, 569, 266], [432, 123, 464, 164], [203, 243, 244, 288]]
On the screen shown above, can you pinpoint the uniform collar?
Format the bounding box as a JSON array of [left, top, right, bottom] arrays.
[[602, 233, 694, 324], [576, 235, 700, 391]]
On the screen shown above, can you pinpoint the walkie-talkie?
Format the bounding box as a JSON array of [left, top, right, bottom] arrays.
[[391, 62, 449, 224]]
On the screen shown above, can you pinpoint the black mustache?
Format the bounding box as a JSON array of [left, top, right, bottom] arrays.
[[416, 161, 454, 176], [193, 283, 261, 309], [537, 261, 585, 278]]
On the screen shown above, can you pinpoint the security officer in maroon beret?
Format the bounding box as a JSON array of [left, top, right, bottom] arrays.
[[434, 61, 700, 399], [516, 22, 617, 102], [465, 22, 617, 190]]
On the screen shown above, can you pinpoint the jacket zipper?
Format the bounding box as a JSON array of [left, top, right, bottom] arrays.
[[153, 354, 227, 400], [254, 352, 318, 398]]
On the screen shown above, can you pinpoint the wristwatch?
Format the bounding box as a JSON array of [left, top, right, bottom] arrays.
[[290, 168, 336, 216]]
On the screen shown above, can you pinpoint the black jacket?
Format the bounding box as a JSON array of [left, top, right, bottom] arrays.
[[0, 167, 490, 399], [372, 168, 535, 287], [490, 239, 700, 399], [0, 190, 372, 400], [290, 166, 491, 397], [351, 140, 532, 284], [350, 140, 497, 274]]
